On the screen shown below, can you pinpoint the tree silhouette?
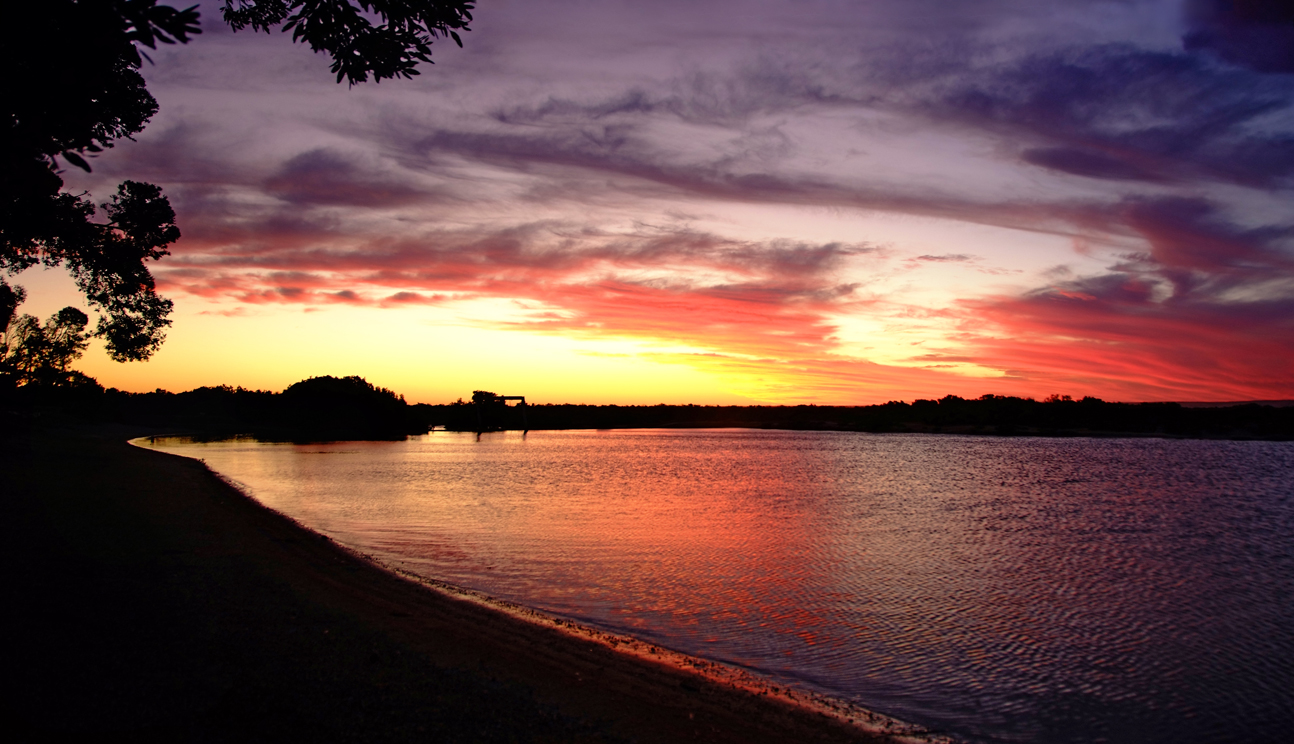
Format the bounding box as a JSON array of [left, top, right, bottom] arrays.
[[222, 1, 474, 85], [2, 305, 92, 387], [0, 283, 23, 336], [2, 1, 473, 365], [2, 1, 198, 361]]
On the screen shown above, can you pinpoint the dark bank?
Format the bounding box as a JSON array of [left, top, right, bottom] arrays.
[[1, 421, 903, 743]]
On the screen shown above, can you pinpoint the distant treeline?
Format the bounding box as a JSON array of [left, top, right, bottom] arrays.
[[5, 376, 1293, 440], [4, 375, 428, 441], [432, 394, 1294, 440]]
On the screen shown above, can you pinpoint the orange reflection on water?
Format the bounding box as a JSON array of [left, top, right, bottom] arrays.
[[139, 431, 1294, 744]]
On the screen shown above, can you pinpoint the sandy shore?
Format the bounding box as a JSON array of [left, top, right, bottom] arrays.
[[1, 421, 931, 742]]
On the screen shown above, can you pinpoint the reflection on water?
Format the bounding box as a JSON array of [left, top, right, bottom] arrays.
[[139, 430, 1294, 744]]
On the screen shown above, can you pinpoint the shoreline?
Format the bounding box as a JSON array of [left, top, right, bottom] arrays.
[[5, 421, 943, 742], [154, 436, 948, 743], [434, 424, 1290, 440], [333, 540, 946, 744]]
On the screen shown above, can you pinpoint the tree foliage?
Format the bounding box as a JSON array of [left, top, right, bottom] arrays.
[[2, 0, 197, 362], [4, 0, 199, 174], [222, 1, 474, 85], [0, 283, 23, 336], [2, 305, 93, 387], [2, 180, 180, 363], [2, 1, 471, 369], [93, 375, 423, 439]]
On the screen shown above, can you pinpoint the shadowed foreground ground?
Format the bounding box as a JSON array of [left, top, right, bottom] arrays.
[[1, 421, 896, 743]]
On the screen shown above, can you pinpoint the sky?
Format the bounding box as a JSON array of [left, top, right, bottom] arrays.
[[21, 0, 1294, 404]]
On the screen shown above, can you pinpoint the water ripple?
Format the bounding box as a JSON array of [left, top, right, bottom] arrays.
[[142, 431, 1294, 744]]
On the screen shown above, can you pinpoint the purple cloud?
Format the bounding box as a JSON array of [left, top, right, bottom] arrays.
[[264, 149, 434, 207], [1183, 0, 1294, 73], [920, 45, 1294, 187]]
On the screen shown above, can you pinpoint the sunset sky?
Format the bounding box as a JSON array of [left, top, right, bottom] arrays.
[[23, 0, 1294, 404]]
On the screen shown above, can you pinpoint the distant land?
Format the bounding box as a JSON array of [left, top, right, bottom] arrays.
[[436, 393, 1294, 440], [3, 375, 426, 442], [4, 377, 1292, 441], [1178, 400, 1294, 408]]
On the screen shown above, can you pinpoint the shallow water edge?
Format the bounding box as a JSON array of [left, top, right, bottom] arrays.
[[139, 437, 950, 743]]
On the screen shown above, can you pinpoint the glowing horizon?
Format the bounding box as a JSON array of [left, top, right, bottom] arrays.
[[17, 0, 1294, 405]]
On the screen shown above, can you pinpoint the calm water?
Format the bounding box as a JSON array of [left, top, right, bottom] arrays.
[[139, 430, 1294, 743]]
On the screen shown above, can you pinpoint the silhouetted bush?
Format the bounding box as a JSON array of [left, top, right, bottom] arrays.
[[270, 376, 414, 440], [3, 374, 430, 441]]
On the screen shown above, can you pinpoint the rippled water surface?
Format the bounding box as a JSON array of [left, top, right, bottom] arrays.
[[139, 430, 1294, 743]]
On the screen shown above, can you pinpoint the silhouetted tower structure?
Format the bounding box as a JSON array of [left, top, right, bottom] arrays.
[[470, 391, 528, 433]]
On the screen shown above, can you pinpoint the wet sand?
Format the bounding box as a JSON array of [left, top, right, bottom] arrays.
[[1, 422, 919, 743]]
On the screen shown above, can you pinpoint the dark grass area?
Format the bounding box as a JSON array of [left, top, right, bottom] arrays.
[[0, 419, 890, 743], [2, 423, 605, 743]]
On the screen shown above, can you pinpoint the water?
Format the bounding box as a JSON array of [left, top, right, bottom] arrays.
[[137, 430, 1294, 743]]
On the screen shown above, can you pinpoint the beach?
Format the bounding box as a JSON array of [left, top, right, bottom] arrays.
[[2, 421, 900, 743]]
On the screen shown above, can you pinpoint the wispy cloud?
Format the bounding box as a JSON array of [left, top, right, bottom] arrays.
[[1183, 0, 1294, 73], [950, 193, 1294, 400]]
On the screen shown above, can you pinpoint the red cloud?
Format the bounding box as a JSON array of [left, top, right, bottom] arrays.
[[952, 275, 1294, 402], [150, 197, 1294, 403]]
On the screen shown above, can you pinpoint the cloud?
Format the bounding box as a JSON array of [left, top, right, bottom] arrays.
[[1182, 0, 1294, 73], [1120, 196, 1294, 277], [1020, 147, 1164, 182], [914, 254, 976, 262], [264, 149, 434, 207], [330, 289, 363, 303], [956, 284, 1294, 400], [379, 290, 451, 306], [918, 44, 1294, 187], [944, 192, 1294, 400], [491, 59, 868, 129], [154, 221, 881, 360]]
